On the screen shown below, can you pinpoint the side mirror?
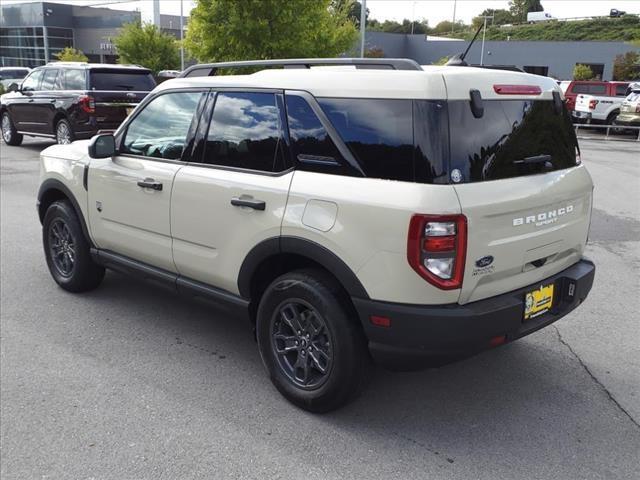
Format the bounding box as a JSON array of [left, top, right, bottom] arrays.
[[7, 83, 19, 93], [88, 133, 116, 158]]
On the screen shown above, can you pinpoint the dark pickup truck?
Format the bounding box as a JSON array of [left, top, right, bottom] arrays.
[[1, 62, 155, 146]]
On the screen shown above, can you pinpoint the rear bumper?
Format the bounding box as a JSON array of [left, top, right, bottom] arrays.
[[353, 258, 595, 370], [572, 110, 592, 122]]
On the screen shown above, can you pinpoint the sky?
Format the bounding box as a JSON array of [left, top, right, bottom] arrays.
[[4, 0, 640, 26]]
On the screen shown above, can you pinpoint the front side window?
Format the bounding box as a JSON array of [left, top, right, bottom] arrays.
[[21, 70, 43, 91], [122, 91, 203, 160], [202, 92, 286, 172]]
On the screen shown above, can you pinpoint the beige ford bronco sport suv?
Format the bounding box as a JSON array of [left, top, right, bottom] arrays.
[[37, 58, 595, 412]]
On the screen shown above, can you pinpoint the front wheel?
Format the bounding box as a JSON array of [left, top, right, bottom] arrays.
[[256, 269, 371, 412], [1, 112, 23, 146], [43, 200, 105, 292]]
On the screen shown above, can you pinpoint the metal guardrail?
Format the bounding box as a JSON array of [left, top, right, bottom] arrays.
[[573, 123, 640, 142]]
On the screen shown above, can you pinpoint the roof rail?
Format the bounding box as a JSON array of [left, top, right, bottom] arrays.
[[179, 58, 422, 78]]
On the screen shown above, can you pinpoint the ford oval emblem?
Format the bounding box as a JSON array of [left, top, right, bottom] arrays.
[[475, 255, 494, 268]]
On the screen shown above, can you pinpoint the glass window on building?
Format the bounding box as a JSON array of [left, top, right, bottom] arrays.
[[0, 23, 72, 68]]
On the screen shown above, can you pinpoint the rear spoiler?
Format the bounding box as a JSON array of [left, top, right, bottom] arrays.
[[179, 58, 422, 78]]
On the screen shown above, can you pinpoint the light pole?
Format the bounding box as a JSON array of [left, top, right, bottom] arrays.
[[479, 15, 493, 66], [452, 0, 457, 34], [179, 0, 184, 71], [359, 0, 366, 57]]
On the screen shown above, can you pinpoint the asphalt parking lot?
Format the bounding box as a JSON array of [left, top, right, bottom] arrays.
[[1, 137, 639, 480]]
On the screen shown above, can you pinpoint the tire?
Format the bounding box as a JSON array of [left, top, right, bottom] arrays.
[[55, 118, 74, 145], [1, 112, 23, 146], [256, 269, 371, 412], [43, 200, 105, 293]]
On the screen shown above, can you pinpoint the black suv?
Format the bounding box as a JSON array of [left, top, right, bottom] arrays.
[[1, 62, 155, 146]]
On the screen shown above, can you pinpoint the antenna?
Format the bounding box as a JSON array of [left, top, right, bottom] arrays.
[[445, 23, 484, 66]]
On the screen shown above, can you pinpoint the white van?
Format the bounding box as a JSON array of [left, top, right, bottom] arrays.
[[527, 12, 554, 23]]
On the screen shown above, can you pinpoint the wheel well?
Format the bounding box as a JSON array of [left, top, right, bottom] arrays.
[[247, 253, 355, 323], [38, 187, 69, 223]]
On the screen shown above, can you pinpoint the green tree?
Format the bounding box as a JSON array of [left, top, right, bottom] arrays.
[[114, 21, 180, 74], [509, 0, 544, 22], [431, 20, 467, 35], [185, 0, 357, 64], [612, 51, 640, 80], [55, 47, 88, 62], [472, 9, 514, 29], [368, 19, 429, 34], [332, 0, 368, 28], [573, 64, 595, 80]]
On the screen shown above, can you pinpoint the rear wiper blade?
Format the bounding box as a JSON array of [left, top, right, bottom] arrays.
[[513, 154, 553, 168]]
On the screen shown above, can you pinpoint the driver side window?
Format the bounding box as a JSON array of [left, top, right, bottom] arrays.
[[122, 91, 203, 160]]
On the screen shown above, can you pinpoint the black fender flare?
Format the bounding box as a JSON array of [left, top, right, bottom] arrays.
[[237, 236, 370, 300], [37, 178, 92, 245]]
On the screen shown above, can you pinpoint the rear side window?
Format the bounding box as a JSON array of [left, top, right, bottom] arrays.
[[40, 69, 59, 90], [318, 98, 449, 183], [202, 92, 287, 172], [588, 84, 606, 95], [122, 91, 204, 160], [448, 100, 579, 183], [571, 84, 589, 94], [285, 95, 354, 176], [318, 98, 414, 182], [63, 69, 86, 90], [89, 70, 155, 91]]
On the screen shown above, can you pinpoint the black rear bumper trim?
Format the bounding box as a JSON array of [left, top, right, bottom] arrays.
[[353, 258, 595, 369]]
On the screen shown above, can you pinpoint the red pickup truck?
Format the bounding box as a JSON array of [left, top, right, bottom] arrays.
[[560, 80, 629, 112]]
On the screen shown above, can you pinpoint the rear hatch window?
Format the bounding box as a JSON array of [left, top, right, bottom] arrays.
[[448, 100, 580, 183], [89, 69, 155, 91], [317, 98, 579, 184]]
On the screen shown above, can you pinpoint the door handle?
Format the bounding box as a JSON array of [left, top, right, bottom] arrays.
[[28, 99, 34, 103], [231, 197, 266, 211], [137, 178, 163, 191]]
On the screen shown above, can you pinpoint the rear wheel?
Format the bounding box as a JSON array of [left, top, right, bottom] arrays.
[[256, 269, 371, 412], [43, 200, 105, 292], [1, 112, 23, 146], [55, 118, 74, 145]]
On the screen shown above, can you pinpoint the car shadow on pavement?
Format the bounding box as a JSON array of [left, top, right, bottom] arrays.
[[68, 270, 635, 475], [16, 139, 56, 153]]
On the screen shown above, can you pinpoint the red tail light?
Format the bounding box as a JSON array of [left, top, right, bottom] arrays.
[[635, 105, 640, 113], [588, 99, 598, 110], [493, 84, 542, 95], [78, 95, 95, 113], [408, 214, 467, 290]]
